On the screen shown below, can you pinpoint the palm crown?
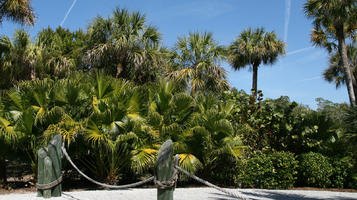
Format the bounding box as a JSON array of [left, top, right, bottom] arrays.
[[228, 27, 285, 95], [169, 32, 229, 94]]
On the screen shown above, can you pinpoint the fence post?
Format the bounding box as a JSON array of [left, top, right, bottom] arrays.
[[43, 156, 52, 198], [48, 135, 62, 197], [37, 148, 47, 197], [157, 140, 174, 200], [37, 134, 63, 198]]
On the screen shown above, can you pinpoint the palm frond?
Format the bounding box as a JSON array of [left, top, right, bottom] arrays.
[[131, 148, 158, 173], [178, 153, 203, 174]]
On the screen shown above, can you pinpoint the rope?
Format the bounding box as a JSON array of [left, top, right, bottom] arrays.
[[61, 143, 246, 199], [175, 165, 249, 200], [37, 175, 63, 190], [154, 167, 178, 189], [61, 145, 154, 189]]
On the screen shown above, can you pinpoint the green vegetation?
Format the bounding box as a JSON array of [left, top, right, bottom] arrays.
[[0, 0, 35, 26], [237, 151, 298, 189], [0, 2, 357, 190], [304, 0, 357, 106], [228, 28, 285, 96]]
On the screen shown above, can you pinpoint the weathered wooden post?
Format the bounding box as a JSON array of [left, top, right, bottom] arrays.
[[48, 134, 62, 196], [37, 134, 63, 198], [37, 148, 47, 197], [156, 140, 174, 200], [43, 156, 53, 198]]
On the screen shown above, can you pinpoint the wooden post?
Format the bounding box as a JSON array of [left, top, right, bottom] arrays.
[[157, 140, 174, 200], [37, 148, 47, 197], [37, 134, 63, 198], [43, 156, 52, 198], [48, 135, 62, 197]]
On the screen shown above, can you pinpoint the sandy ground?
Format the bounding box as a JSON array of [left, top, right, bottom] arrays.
[[1, 188, 357, 200]]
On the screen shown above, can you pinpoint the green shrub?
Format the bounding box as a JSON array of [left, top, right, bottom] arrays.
[[237, 151, 298, 189], [347, 173, 357, 189], [298, 152, 333, 188], [330, 158, 351, 188]]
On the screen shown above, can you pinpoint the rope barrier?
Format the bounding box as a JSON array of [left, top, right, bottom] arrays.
[[175, 165, 248, 200], [61, 144, 247, 199], [154, 167, 178, 189], [61, 145, 154, 189]]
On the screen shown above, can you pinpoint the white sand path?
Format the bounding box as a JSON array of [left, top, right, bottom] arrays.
[[1, 188, 357, 200]]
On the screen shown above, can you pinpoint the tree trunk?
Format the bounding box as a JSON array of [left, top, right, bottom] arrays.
[[0, 157, 7, 184], [337, 29, 356, 107], [252, 63, 259, 97], [30, 65, 36, 80]]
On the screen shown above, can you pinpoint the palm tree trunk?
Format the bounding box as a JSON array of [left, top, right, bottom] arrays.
[[30, 65, 36, 80], [337, 29, 356, 107], [252, 63, 258, 97]]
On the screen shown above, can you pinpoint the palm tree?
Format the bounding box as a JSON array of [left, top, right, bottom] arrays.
[[304, 0, 357, 106], [78, 73, 156, 183], [192, 95, 245, 174], [146, 81, 244, 176], [0, 0, 35, 26], [145, 80, 204, 174], [0, 78, 69, 180], [324, 44, 357, 94], [0, 95, 20, 183], [228, 27, 285, 96], [84, 7, 164, 84], [36, 27, 86, 78], [0, 30, 42, 89], [168, 32, 229, 94]]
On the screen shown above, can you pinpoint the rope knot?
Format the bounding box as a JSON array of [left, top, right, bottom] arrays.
[[154, 168, 178, 189]]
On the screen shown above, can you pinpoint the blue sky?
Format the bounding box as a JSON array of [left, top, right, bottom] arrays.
[[1, 0, 349, 109]]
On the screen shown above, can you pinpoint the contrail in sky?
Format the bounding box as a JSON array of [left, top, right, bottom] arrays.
[[60, 0, 78, 26], [284, 0, 291, 43], [297, 76, 322, 82], [287, 47, 314, 56]]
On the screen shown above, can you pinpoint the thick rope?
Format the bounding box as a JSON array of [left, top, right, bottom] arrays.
[[61, 145, 154, 189], [62, 143, 247, 199], [154, 167, 178, 189], [175, 165, 249, 200], [36, 175, 63, 190]]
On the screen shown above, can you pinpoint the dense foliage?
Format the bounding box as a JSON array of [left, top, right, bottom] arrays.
[[0, 3, 357, 190], [237, 151, 298, 189], [298, 152, 333, 188]]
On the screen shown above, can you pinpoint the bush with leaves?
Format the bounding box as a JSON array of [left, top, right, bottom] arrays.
[[237, 151, 298, 189], [298, 152, 333, 188], [330, 157, 352, 188]]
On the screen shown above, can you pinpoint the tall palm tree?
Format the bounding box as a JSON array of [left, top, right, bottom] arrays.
[[168, 32, 229, 94], [84, 7, 164, 84], [0, 0, 35, 26], [304, 0, 357, 106], [228, 27, 285, 96], [324, 44, 357, 93]]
